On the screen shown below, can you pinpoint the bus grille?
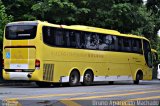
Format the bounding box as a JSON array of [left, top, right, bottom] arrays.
[[43, 64, 54, 81]]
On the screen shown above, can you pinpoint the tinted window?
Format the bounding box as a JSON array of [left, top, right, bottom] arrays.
[[42, 26, 144, 54], [43, 26, 82, 48], [99, 35, 117, 51], [118, 37, 123, 51], [143, 40, 152, 68], [43, 26, 66, 47], [131, 39, 142, 54], [6, 25, 37, 40], [54, 29, 65, 46], [123, 37, 131, 52], [85, 33, 99, 50]]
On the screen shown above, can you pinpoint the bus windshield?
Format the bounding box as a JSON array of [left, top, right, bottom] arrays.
[[5, 25, 37, 40]]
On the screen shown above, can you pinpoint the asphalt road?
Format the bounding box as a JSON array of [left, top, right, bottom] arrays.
[[0, 80, 160, 106]]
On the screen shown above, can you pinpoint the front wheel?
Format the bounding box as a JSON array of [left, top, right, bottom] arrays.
[[134, 73, 140, 84]]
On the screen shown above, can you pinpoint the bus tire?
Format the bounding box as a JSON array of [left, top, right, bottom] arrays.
[[82, 71, 93, 86], [69, 70, 80, 86], [36, 82, 51, 87], [134, 73, 140, 84]]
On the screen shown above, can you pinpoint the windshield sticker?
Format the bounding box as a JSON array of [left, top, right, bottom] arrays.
[[6, 52, 10, 59]]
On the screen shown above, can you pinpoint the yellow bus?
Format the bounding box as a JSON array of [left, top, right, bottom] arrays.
[[3, 21, 153, 87]]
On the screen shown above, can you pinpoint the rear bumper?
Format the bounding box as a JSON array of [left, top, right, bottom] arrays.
[[6, 72, 30, 80], [3, 69, 42, 81]]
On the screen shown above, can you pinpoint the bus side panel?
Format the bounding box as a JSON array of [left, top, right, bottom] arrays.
[[107, 52, 132, 78], [41, 46, 109, 82], [128, 53, 152, 80]]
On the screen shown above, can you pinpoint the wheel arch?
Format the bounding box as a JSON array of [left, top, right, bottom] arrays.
[[134, 69, 143, 80], [69, 68, 80, 77]]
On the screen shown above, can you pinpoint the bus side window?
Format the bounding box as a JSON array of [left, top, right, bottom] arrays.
[[123, 37, 131, 52], [75, 31, 81, 48], [131, 39, 142, 54], [64, 30, 84, 49], [69, 31, 76, 48], [132, 39, 138, 53], [99, 35, 112, 51], [110, 36, 117, 51], [43, 26, 55, 46], [79, 32, 85, 49], [143, 40, 152, 68], [64, 30, 70, 47], [98, 34, 106, 50], [114, 36, 118, 51], [137, 40, 143, 54], [85, 33, 98, 50], [118, 37, 123, 51], [54, 29, 64, 46]]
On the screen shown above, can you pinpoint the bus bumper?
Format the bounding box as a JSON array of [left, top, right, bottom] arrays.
[[3, 69, 42, 81]]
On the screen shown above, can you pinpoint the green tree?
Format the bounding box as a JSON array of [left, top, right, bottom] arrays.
[[31, 0, 91, 24], [1, 0, 158, 49], [0, 0, 12, 49], [146, 0, 160, 50], [2, 0, 37, 21]]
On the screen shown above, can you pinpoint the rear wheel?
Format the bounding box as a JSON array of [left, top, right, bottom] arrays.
[[82, 71, 93, 86], [36, 82, 51, 87], [134, 73, 140, 84], [69, 71, 80, 86]]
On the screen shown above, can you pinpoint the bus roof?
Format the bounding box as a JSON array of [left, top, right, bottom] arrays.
[[120, 33, 149, 41], [6, 20, 150, 41], [69, 25, 120, 35], [40, 21, 120, 35], [6, 21, 39, 26], [39, 21, 149, 41]]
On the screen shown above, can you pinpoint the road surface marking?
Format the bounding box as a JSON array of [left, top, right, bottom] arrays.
[[64, 92, 145, 100], [60, 100, 81, 106], [3, 100, 22, 106], [5, 92, 88, 100], [4, 88, 160, 100], [64, 90, 160, 100]]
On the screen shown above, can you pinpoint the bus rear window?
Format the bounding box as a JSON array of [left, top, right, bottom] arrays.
[[5, 25, 37, 40]]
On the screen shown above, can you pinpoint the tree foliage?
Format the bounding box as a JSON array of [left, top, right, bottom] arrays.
[[0, 0, 160, 49], [146, 0, 160, 52], [0, 0, 12, 50]]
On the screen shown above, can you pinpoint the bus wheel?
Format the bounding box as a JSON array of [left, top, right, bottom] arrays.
[[134, 73, 140, 84], [82, 71, 93, 86], [109, 81, 114, 85], [36, 82, 51, 87], [69, 70, 80, 86]]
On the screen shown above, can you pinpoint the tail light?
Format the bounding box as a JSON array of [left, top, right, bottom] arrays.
[[35, 59, 40, 70]]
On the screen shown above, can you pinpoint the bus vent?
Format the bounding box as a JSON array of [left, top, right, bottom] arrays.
[[43, 64, 54, 81]]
